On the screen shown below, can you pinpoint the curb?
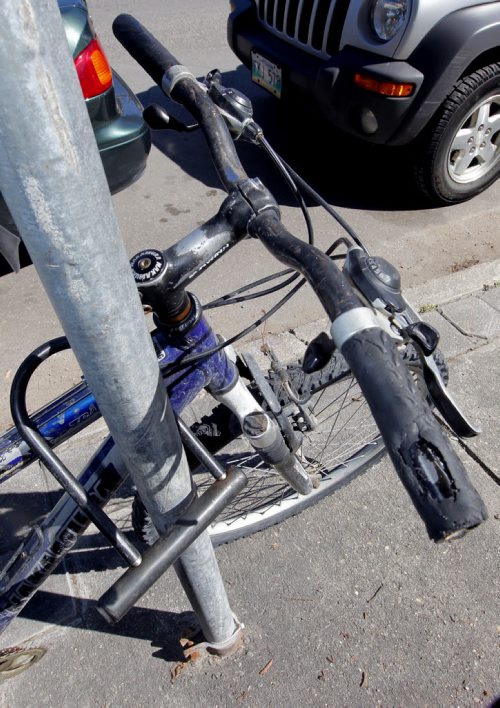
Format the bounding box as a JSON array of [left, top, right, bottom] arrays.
[[244, 258, 500, 353], [403, 257, 500, 309]]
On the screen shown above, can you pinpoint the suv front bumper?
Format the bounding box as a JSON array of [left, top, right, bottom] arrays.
[[228, 2, 424, 145]]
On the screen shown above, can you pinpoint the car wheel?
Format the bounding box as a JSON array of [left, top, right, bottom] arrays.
[[415, 63, 500, 204]]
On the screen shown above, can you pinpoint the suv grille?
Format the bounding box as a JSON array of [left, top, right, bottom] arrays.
[[255, 0, 350, 56]]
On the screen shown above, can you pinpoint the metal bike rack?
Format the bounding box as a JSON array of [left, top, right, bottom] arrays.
[[0, 0, 241, 650], [10, 334, 248, 639]]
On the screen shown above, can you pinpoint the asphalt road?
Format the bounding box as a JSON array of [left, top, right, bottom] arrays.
[[1, 0, 499, 418]]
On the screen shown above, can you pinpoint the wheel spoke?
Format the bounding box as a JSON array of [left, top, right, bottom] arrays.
[[450, 127, 474, 153], [451, 148, 475, 176], [473, 103, 490, 131], [311, 385, 328, 414], [486, 111, 500, 134], [314, 377, 357, 461], [314, 377, 359, 417], [478, 140, 496, 165], [450, 125, 475, 176]]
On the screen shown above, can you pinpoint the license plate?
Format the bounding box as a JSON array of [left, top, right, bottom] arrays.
[[251, 51, 282, 98]]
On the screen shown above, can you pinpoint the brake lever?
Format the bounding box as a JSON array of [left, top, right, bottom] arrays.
[[421, 354, 481, 438], [143, 103, 198, 132]]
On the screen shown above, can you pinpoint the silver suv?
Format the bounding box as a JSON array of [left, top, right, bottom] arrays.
[[228, 0, 500, 204]]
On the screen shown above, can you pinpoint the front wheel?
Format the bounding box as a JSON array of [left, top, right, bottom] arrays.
[[415, 64, 500, 204]]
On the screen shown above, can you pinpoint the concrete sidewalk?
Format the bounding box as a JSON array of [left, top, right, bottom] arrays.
[[1, 260, 499, 706]]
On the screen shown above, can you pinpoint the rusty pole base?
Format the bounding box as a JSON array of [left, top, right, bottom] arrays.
[[180, 615, 245, 660]]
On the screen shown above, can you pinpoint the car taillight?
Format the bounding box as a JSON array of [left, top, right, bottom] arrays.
[[74, 37, 113, 99]]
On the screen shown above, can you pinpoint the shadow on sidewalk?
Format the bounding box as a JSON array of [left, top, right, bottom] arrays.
[[0, 488, 137, 576], [17, 590, 195, 663]]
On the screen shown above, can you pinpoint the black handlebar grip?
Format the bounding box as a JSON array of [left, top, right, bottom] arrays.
[[112, 14, 180, 86], [342, 327, 487, 541], [113, 13, 247, 191]]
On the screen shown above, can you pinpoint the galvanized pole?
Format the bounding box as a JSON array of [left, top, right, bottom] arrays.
[[0, 0, 237, 646]]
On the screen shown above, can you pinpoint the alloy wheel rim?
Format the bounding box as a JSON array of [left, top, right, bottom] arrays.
[[447, 93, 500, 184]]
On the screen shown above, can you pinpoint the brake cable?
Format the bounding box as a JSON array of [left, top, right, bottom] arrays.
[[258, 136, 315, 246]]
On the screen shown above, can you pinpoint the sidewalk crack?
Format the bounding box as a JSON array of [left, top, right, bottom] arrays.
[[288, 328, 315, 347], [437, 415, 500, 487], [436, 307, 488, 341]]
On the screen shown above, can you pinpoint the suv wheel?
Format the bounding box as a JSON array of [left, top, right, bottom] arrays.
[[415, 63, 500, 204]]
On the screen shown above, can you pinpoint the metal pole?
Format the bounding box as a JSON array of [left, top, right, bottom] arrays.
[[0, 0, 236, 645]]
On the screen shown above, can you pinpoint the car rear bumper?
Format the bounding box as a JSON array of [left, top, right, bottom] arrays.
[[91, 71, 151, 194], [0, 72, 151, 276], [228, 2, 425, 145]]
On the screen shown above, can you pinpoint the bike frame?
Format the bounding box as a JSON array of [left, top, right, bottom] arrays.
[[0, 192, 254, 482], [0, 5, 486, 648], [0, 307, 236, 480], [0, 177, 316, 636]]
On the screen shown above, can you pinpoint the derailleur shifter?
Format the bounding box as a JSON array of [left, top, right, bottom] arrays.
[[343, 246, 406, 312], [343, 245, 480, 439]]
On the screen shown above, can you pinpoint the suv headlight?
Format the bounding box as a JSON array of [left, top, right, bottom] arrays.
[[369, 0, 411, 42]]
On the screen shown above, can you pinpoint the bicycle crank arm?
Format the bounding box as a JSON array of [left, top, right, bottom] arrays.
[[97, 466, 247, 624], [422, 354, 481, 438]]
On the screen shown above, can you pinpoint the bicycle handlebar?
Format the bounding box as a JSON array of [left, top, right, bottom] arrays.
[[112, 14, 487, 540], [342, 327, 487, 540], [113, 14, 247, 191], [112, 13, 180, 85], [249, 211, 360, 320]]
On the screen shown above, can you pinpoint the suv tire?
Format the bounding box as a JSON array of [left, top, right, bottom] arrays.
[[415, 63, 500, 204]]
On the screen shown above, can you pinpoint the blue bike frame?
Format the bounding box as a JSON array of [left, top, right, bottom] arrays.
[[0, 306, 236, 481]]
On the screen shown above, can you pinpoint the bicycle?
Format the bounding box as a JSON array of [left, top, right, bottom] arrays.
[[0, 13, 487, 674]]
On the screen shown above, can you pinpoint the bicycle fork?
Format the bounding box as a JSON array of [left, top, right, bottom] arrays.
[[212, 378, 312, 495]]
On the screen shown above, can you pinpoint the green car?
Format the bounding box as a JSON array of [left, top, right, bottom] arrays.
[[0, 0, 151, 276]]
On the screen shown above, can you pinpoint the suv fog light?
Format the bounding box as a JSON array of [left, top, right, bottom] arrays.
[[360, 108, 378, 134]]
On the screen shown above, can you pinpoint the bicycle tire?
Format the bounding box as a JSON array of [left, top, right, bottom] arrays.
[[133, 346, 449, 546]]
